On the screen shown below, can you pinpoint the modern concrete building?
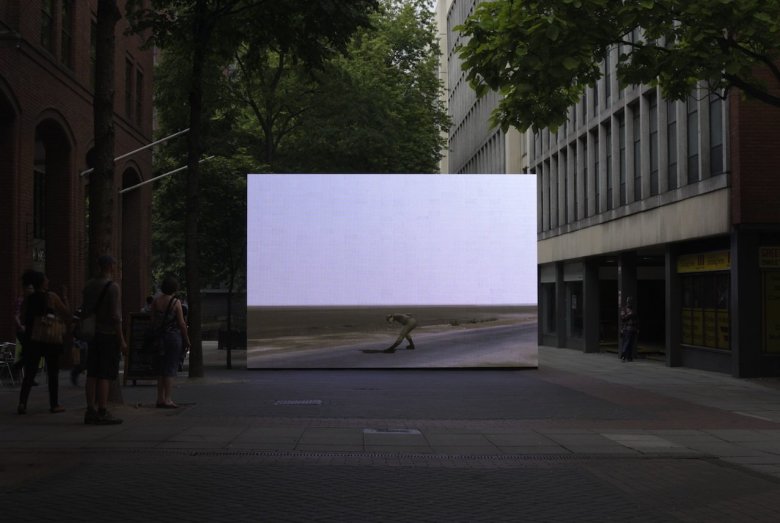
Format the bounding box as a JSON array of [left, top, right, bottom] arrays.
[[436, 0, 528, 175], [531, 43, 780, 377], [0, 1, 154, 340], [437, 1, 780, 377]]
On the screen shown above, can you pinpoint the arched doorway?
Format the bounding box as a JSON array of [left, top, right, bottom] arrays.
[[34, 119, 73, 289], [0, 84, 19, 339]]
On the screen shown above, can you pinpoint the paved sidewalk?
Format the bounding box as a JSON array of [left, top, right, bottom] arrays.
[[2, 342, 780, 521]]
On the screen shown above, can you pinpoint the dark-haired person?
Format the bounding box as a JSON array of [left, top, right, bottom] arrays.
[[619, 296, 638, 362], [151, 276, 191, 408], [81, 255, 126, 425], [12, 270, 37, 381], [17, 271, 70, 414]]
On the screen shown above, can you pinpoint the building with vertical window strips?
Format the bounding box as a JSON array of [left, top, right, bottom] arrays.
[[532, 57, 780, 377], [0, 1, 154, 340], [437, 0, 780, 376], [436, 0, 528, 175]]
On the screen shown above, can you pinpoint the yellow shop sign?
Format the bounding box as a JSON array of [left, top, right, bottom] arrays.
[[759, 246, 780, 269], [677, 250, 730, 273]]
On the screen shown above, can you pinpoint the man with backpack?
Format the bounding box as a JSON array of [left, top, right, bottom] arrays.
[[80, 255, 126, 425]]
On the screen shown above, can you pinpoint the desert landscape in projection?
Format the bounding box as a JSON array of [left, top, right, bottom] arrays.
[[246, 174, 538, 369], [247, 305, 538, 368]]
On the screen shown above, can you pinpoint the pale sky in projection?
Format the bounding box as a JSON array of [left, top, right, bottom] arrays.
[[247, 174, 537, 306]]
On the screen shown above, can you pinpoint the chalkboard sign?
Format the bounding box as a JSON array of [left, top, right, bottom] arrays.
[[124, 312, 158, 385]]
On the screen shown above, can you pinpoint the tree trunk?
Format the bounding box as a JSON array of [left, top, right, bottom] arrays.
[[226, 268, 234, 369], [92, 0, 123, 403], [186, 0, 208, 378]]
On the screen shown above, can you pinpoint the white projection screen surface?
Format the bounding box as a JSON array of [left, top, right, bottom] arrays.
[[247, 174, 537, 368]]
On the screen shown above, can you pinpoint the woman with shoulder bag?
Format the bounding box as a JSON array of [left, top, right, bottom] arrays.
[[152, 276, 191, 408], [18, 271, 71, 414]]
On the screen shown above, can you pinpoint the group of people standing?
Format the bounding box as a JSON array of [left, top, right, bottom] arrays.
[[13, 255, 190, 423]]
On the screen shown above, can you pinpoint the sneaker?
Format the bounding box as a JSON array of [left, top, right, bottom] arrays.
[[84, 408, 99, 425], [96, 409, 123, 425]]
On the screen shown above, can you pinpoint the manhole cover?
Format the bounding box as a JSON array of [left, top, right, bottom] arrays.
[[273, 400, 323, 406]]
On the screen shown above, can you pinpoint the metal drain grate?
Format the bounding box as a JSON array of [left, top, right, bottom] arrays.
[[273, 399, 323, 406], [363, 428, 421, 435]]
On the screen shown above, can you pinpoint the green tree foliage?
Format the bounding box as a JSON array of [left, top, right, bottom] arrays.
[[290, 0, 449, 173], [456, 0, 780, 131], [127, 0, 378, 376], [224, 0, 449, 173]]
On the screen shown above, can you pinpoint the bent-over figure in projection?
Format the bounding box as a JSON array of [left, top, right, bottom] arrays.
[[383, 313, 418, 353]]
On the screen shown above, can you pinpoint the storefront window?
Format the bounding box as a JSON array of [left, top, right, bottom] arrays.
[[681, 273, 729, 350], [760, 247, 780, 353]]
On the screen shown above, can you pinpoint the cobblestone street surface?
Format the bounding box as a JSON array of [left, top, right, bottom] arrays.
[[2, 343, 780, 521]]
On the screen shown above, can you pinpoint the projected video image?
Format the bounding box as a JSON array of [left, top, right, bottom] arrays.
[[247, 174, 538, 368]]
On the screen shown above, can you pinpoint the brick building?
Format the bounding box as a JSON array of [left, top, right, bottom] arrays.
[[0, 1, 153, 340]]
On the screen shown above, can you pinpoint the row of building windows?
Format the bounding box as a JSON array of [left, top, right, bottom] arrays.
[[456, 129, 505, 174], [446, 0, 503, 173], [124, 57, 144, 126], [534, 86, 726, 232], [39, 0, 145, 128], [40, 0, 74, 69]]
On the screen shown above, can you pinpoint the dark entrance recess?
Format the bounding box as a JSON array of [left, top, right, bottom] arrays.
[[597, 253, 666, 357]]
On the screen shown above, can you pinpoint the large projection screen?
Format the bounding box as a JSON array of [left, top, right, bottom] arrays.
[[247, 174, 537, 368]]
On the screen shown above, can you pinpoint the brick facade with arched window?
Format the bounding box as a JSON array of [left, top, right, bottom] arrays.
[[0, 1, 153, 339]]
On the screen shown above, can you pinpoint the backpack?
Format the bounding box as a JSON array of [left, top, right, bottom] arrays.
[[77, 281, 112, 342]]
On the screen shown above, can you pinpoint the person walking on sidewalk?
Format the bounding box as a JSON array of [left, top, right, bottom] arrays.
[[81, 255, 126, 425], [619, 296, 638, 362], [151, 276, 190, 408], [383, 313, 418, 353]]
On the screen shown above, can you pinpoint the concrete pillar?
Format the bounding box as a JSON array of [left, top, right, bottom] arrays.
[[618, 252, 638, 349], [665, 244, 682, 367], [556, 262, 567, 348], [537, 264, 544, 346], [583, 259, 600, 353], [731, 226, 761, 377]]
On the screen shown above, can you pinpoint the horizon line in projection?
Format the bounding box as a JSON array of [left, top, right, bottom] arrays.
[[247, 173, 537, 307]]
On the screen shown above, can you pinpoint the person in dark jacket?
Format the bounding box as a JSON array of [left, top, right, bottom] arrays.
[[17, 271, 70, 414], [619, 296, 638, 362]]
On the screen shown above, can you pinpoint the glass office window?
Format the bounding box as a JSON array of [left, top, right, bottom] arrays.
[[667, 101, 678, 190]]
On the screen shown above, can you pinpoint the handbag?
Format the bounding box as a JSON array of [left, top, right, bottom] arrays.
[[78, 281, 112, 342], [31, 313, 66, 345]]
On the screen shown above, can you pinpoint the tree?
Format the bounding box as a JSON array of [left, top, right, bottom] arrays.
[[225, 44, 319, 168], [288, 0, 449, 173], [92, 0, 123, 403], [127, 0, 379, 376], [90, 0, 121, 274], [456, 0, 780, 131], [150, 0, 445, 317], [223, 0, 448, 173]]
